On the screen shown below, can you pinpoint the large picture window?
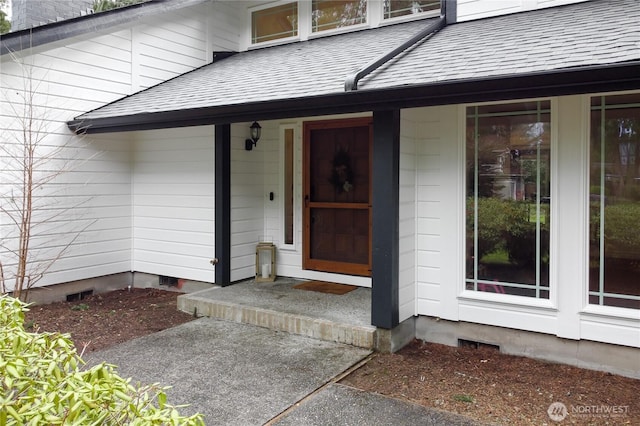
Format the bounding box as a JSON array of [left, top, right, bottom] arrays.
[[589, 94, 640, 309], [466, 101, 551, 298]]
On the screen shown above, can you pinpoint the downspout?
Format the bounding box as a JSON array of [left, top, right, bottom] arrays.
[[345, 0, 455, 91]]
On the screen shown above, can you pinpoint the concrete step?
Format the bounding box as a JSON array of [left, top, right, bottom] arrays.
[[177, 292, 376, 349]]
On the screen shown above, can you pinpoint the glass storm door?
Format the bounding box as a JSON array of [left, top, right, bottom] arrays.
[[303, 118, 372, 276]]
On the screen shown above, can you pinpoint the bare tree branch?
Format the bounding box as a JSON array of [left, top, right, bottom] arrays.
[[1, 50, 95, 301]]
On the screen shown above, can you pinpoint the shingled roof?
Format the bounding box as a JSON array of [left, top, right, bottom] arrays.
[[359, 0, 640, 90], [70, 0, 640, 133], [76, 19, 431, 120]]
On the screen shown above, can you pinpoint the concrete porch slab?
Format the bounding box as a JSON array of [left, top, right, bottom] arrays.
[[178, 279, 376, 349]]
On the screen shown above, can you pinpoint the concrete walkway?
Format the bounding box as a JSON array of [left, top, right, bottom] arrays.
[[87, 317, 482, 425]]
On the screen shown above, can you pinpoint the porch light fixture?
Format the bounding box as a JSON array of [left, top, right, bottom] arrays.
[[245, 121, 262, 151]]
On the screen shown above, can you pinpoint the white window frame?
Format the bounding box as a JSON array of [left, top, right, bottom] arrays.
[[378, 0, 441, 26], [583, 90, 640, 314], [307, 0, 369, 39], [580, 90, 639, 344], [458, 98, 558, 311], [247, 1, 301, 49], [246, 1, 443, 48]]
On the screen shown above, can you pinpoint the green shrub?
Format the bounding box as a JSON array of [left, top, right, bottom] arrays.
[[469, 197, 550, 267], [0, 295, 204, 425], [602, 202, 640, 256], [504, 202, 549, 267], [467, 197, 510, 260], [93, 0, 146, 12]]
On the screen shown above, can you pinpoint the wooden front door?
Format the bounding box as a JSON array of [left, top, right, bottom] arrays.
[[303, 118, 372, 276]]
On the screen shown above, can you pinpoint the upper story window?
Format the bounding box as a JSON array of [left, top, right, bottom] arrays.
[[312, 0, 367, 33], [247, 0, 441, 48], [383, 0, 440, 19], [252, 2, 298, 44]]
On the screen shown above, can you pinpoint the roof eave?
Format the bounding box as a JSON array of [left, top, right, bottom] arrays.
[[68, 61, 640, 134], [1, 0, 210, 56]]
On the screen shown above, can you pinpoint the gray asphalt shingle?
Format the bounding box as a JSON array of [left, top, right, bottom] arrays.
[[360, 0, 640, 89], [77, 20, 431, 120], [75, 0, 640, 122]]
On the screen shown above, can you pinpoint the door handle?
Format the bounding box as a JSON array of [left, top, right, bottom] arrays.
[[304, 195, 309, 207], [210, 258, 218, 266]]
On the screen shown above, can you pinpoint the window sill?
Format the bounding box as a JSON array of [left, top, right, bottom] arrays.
[[307, 23, 370, 40], [378, 11, 440, 27], [248, 35, 300, 50], [458, 290, 557, 311], [581, 304, 640, 321]]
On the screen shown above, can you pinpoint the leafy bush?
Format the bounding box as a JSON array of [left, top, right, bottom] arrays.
[[93, 0, 147, 12], [601, 202, 640, 257], [467, 197, 510, 260], [504, 202, 550, 267], [0, 295, 204, 425], [468, 197, 550, 267]]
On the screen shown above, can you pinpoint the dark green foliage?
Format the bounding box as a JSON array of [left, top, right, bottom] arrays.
[[468, 197, 509, 261], [0, 10, 10, 34], [469, 197, 550, 267], [93, 0, 147, 12], [598, 202, 640, 259]]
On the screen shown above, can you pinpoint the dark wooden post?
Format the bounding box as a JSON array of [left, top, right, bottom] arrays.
[[371, 110, 400, 328], [215, 123, 231, 286]]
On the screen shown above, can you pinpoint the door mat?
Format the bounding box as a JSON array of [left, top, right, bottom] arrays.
[[293, 281, 358, 295]]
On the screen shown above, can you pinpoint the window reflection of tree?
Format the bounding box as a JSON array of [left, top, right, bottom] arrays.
[[466, 103, 551, 298], [589, 100, 640, 309]]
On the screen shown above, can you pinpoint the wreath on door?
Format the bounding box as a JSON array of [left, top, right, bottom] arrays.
[[329, 146, 354, 193]]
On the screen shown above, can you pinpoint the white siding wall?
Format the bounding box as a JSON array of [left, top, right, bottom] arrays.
[[0, 31, 136, 292], [230, 123, 265, 282], [457, 0, 589, 22], [39, 134, 133, 285], [209, 1, 243, 52], [0, 2, 240, 291], [134, 5, 210, 90], [131, 127, 215, 283], [399, 111, 418, 322], [414, 105, 461, 320], [262, 123, 283, 247], [37, 30, 134, 109]]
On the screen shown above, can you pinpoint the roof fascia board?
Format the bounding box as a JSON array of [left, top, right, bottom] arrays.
[[1, 0, 210, 56], [68, 61, 640, 134]]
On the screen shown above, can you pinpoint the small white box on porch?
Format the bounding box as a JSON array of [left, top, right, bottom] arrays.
[[255, 242, 276, 282]]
